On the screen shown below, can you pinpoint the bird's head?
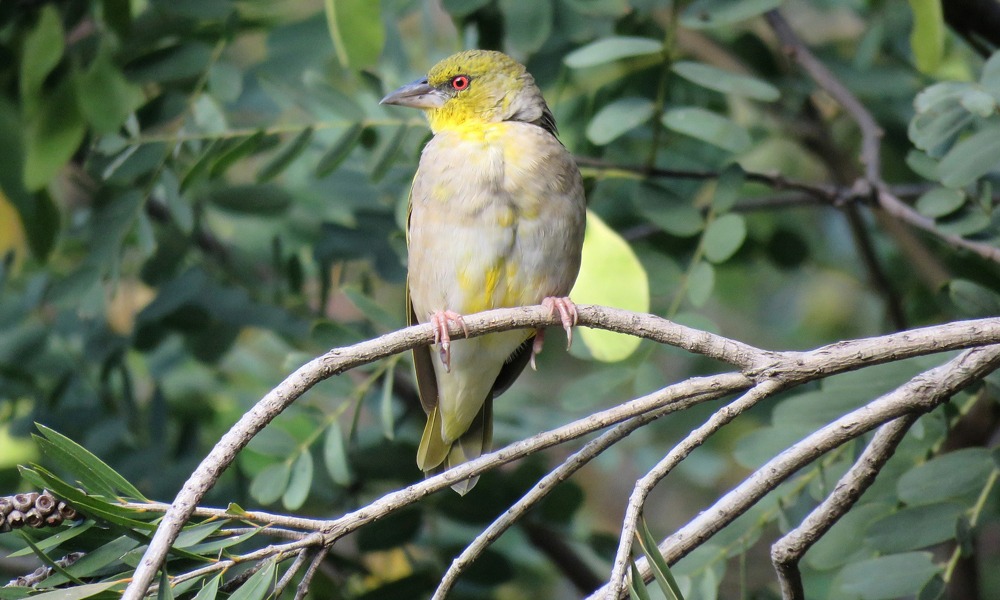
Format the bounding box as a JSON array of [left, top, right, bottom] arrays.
[[380, 50, 555, 135]]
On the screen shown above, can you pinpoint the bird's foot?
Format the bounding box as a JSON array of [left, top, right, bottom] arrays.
[[430, 310, 467, 373], [530, 297, 578, 370]]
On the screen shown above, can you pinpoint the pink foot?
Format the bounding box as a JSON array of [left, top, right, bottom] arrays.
[[531, 297, 578, 370], [429, 310, 467, 373]]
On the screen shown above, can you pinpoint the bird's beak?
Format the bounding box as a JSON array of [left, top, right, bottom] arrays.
[[380, 78, 448, 109]]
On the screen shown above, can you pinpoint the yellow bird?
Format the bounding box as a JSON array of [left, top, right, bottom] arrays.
[[381, 50, 586, 494]]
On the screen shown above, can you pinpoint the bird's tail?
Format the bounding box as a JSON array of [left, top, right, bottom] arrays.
[[416, 398, 493, 495]]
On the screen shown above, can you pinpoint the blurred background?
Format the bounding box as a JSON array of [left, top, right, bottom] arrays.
[[1, 0, 999, 598]]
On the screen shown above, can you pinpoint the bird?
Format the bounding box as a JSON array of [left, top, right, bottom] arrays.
[[380, 50, 587, 494]]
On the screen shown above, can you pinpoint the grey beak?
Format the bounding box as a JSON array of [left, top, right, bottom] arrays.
[[380, 78, 448, 109]]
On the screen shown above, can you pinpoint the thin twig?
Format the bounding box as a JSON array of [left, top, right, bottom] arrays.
[[294, 546, 330, 600], [431, 387, 735, 599], [591, 345, 1000, 599], [606, 380, 785, 598], [771, 414, 918, 600], [764, 9, 1000, 267], [123, 307, 1000, 599]]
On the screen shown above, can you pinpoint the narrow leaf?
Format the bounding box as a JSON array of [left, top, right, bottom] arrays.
[[36, 424, 148, 500], [315, 123, 364, 177], [227, 560, 276, 600], [586, 97, 655, 145], [662, 107, 751, 153], [257, 127, 314, 182], [324, 423, 353, 486], [673, 61, 779, 101], [324, 0, 385, 69], [282, 450, 314, 510], [637, 517, 685, 600], [565, 37, 663, 68], [908, 0, 945, 74]]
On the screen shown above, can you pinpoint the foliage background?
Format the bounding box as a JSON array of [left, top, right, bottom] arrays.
[[1, 0, 1000, 598]]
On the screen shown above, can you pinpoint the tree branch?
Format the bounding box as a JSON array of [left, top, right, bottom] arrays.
[[122, 306, 1000, 598], [590, 344, 1000, 599], [771, 414, 918, 600]]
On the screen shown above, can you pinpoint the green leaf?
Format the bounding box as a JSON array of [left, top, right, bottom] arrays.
[[628, 558, 653, 600], [838, 552, 940, 600], [324, 423, 353, 486], [570, 210, 649, 362], [564, 36, 663, 68], [192, 575, 221, 600], [712, 164, 745, 213], [24, 79, 86, 191], [315, 124, 363, 177], [35, 424, 148, 501], [227, 560, 276, 600], [324, 0, 385, 70], [672, 61, 779, 102], [45, 536, 140, 584], [662, 107, 751, 153], [959, 88, 996, 117], [938, 124, 1000, 188], [6, 521, 95, 558], [206, 184, 292, 215], [258, 127, 314, 182], [703, 213, 747, 264], [898, 447, 994, 505], [75, 48, 144, 133], [586, 97, 655, 145], [805, 503, 893, 570], [20, 6, 64, 100], [681, 0, 781, 30], [638, 184, 704, 237], [249, 462, 291, 505], [27, 581, 123, 600], [370, 125, 408, 182], [980, 51, 1000, 99], [210, 131, 267, 177], [865, 503, 965, 553], [638, 517, 684, 600], [686, 261, 715, 308], [949, 279, 1000, 317], [907, 0, 945, 74], [282, 450, 313, 510], [500, 0, 552, 55], [915, 186, 965, 218]]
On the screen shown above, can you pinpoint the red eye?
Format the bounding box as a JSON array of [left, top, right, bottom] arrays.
[[451, 75, 470, 90]]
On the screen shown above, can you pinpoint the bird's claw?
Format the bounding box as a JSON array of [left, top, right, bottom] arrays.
[[542, 296, 578, 349], [531, 297, 578, 370], [430, 310, 467, 373]]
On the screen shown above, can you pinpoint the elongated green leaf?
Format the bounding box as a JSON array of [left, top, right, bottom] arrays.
[[192, 575, 221, 600], [949, 279, 1000, 317], [712, 164, 745, 213], [210, 131, 267, 176], [24, 79, 86, 191], [35, 424, 148, 501], [324, 0, 385, 69], [570, 210, 649, 362], [43, 536, 139, 585], [938, 124, 1000, 187], [315, 124, 364, 177], [227, 560, 276, 600], [908, 0, 945, 74], [324, 423, 353, 486], [586, 97, 655, 145], [681, 0, 781, 30], [638, 517, 685, 600], [206, 184, 292, 215], [565, 37, 663, 68], [865, 503, 965, 553], [187, 527, 260, 556], [628, 559, 653, 600], [673, 61, 779, 101], [370, 125, 408, 182], [282, 450, 313, 510], [27, 581, 123, 600], [76, 48, 144, 133], [19, 466, 156, 529], [662, 107, 751, 153], [20, 6, 64, 100], [7, 521, 95, 558], [257, 127, 313, 182], [175, 521, 225, 549]]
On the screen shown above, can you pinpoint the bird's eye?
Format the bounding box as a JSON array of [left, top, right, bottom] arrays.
[[450, 75, 470, 91]]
